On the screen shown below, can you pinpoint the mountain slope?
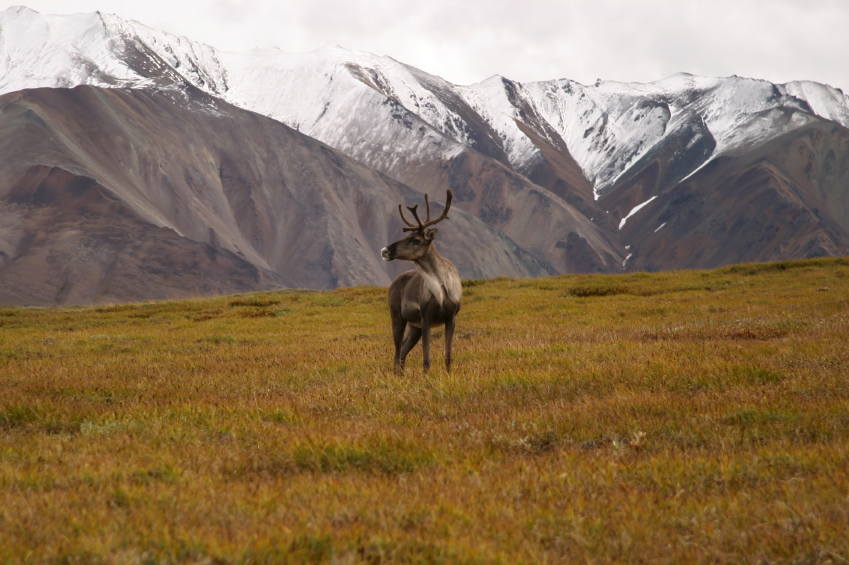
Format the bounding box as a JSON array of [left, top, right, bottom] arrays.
[[0, 84, 550, 305], [609, 118, 849, 271], [0, 6, 627, 274], [0, 165, 289, 306], [2, 5, 849, 292]]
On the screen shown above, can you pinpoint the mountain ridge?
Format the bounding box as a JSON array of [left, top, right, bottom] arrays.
[[2, 6, 849, 304], [0, 84, 551, 305]]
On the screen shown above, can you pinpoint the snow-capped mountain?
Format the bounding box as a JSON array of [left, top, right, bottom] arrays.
[[7, 6, 847, 197], [519, 74, 849, 195], [1, 6, 627, 278], [0, 7, 472, 166], [2, 5, 849, 304], [5, 5, 849, 166]]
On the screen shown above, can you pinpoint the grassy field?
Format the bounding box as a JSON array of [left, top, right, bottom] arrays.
[[2, 257, 849, 564]]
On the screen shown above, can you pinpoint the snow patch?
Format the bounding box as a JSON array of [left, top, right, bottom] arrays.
[[619, 196, 657, 230]]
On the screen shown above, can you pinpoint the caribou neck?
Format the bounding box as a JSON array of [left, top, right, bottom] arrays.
[[413, 244, 460, 305], [413, 243, 442, 276]]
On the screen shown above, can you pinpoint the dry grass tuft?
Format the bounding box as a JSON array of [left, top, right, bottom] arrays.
[[567, 284, 629, 297]]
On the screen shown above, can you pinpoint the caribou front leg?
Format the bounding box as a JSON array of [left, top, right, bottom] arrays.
[[421, 317, 431, 372], [398, 326, 422, 372]]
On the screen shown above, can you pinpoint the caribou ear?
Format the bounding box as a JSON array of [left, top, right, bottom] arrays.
[[424, 228, 438, 241]]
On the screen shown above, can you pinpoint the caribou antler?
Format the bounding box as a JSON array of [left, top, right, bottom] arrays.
[[399, 189, 453, 232], [398, 204, 418, 228]]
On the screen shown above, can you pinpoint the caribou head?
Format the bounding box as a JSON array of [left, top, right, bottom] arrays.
[[381, 190, 453, 262], [382, 190, 461, 373]]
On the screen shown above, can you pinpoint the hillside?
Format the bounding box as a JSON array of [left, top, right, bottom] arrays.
[[0, 85, 548, 306], [2, 258, 848, 563]]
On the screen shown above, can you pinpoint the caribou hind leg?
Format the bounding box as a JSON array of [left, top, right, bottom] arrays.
[[421, 318, 431, 372], [444, 316, 455, 372], [398, 326, 422, 372]]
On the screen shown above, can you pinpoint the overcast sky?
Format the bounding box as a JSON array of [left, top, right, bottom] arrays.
[[4, 0, 848, 92]]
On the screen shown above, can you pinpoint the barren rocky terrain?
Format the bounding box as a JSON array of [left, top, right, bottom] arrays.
[[0, 86, 548, 305]]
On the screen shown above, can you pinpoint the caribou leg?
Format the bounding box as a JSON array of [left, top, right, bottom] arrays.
[[421, 318, 431, 372], [444, 315, 455, 372], [391, 310, 407, 372], [398, 325, 422, 371]]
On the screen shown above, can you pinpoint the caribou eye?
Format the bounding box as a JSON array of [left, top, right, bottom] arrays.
[[412, 238, 420, 244]]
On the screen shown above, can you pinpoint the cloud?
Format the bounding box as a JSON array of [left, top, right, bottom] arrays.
[[4, 0, 849, 91]]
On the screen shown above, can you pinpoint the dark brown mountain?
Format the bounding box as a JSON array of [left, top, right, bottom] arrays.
[[0, 166, 290, 306], [0, 85, 550, 306], [605, 118, 849, 271]]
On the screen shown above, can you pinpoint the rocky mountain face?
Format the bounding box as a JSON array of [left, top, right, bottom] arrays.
[[1, 6, 849, 305], [0, 85, 549, 305], [610, 118, 849, 270]]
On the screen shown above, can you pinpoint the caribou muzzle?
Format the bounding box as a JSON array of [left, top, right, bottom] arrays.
[[381, 246, 394, 261]]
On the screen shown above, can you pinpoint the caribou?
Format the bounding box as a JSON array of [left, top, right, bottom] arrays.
[[381, 189, 462, 373]]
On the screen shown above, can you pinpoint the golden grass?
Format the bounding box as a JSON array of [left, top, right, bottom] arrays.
[[2, 257, 849, 563]]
